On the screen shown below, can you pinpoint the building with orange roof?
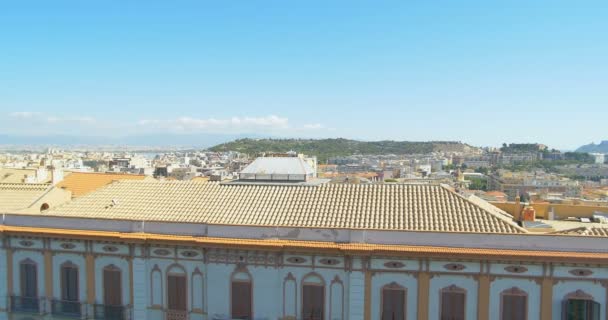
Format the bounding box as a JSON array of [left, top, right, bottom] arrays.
[[0, 178, 606, 320], [56, 171, 147, 198]]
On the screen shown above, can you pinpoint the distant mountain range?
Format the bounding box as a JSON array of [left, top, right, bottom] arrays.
[[576, 141, 608, 153], [209, 138, 478, 162]]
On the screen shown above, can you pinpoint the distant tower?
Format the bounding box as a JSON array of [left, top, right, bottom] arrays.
[[457, 168, 465, 182]]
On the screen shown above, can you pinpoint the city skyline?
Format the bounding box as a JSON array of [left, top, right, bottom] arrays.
[[1, 1, 607, 149]]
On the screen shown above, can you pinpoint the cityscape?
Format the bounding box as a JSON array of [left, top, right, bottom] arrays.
[[1, 1, 608, 320]]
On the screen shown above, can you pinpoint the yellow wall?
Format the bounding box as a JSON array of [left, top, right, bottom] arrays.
[[492, 202, 608, 220]]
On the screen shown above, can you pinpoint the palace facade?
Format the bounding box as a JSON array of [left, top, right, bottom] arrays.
[[1, 181, 607, 320]]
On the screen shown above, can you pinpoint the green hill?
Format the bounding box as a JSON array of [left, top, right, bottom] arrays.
[[209, 138, 477, 162]]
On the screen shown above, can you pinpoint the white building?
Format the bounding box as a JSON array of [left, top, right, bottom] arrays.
[[591, 153, 606, 164]]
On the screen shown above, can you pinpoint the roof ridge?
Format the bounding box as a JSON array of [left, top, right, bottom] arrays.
[[448, 186, 528, 233]]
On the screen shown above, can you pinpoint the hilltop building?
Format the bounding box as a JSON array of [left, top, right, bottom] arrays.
[[236, 155, 319, 184]]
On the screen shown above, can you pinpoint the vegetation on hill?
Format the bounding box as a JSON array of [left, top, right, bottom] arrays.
[[465, 176, 488, 191], [209, 138, 476, 162], [500, 143, 545, 153], [496, 156, 595, 175]]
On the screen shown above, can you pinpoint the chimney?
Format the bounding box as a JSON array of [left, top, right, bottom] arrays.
[[52, 168, 64, 185], [522, 205, 536, 222]]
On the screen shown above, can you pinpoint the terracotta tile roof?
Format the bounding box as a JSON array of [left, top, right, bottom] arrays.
[[0, 168, 45, 184], [0, 183, 51, 211], [550, 226, 608, 237], [46, 181, 526, 233], [56, 172, 146, 197], [1, 225, 607, 263]]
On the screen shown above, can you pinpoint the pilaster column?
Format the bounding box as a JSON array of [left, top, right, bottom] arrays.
[[540, 277, 554, 320], [364, 269, 371, 320], [416, 272, 430, 320], [477, 274, 490, 320]]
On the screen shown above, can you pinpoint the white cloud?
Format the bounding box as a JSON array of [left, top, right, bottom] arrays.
[[139, 115, 289, 132], [10, 111, 43, 118], [9, 112, 95, 124], [303, 123, 324, 129]]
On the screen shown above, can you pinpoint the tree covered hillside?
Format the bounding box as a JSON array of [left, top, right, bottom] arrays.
[[209, 138, 477, 162]]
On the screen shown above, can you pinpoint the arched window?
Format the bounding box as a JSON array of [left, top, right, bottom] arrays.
[[166, 264, 187, 320], [19, 259, 38, 312], [440, 285, 465, 320], [102, 265, 123, 319], [500, 287, 527, 320], [563, 290, 600, 320], [302, 273, 325, 320], [382, 282, 406, 320], [231, 269, 253, 320], [61, 262, 79, 301], [283, 273, 297, 319], [59, 261, 80, 315], [191, 268, 204, 312]]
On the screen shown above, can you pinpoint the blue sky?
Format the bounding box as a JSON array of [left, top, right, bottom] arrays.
[[1, 1, 607, 149]]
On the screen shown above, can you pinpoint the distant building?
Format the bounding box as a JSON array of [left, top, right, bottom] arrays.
[[463, 159, 490, 168], [499, 152, 541, 165], [543, 151, 565, 161], [238, 156, 316, 183], [591, 153, 606, 164]]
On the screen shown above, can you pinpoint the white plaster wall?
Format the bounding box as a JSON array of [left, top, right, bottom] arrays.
[[489, 278, 541, 320], [94, 256, 130, 305], [553, 280, 606, 319], [11, 250, 45, 296], [429, 275, 478, 320], [370, 272, 418, 320], [52, 253, 87, 301]]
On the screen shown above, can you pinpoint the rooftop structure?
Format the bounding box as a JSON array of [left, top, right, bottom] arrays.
[[0, 183, 71, 213], [56, 171, 147, 197], [238, 156, 315, 182]]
